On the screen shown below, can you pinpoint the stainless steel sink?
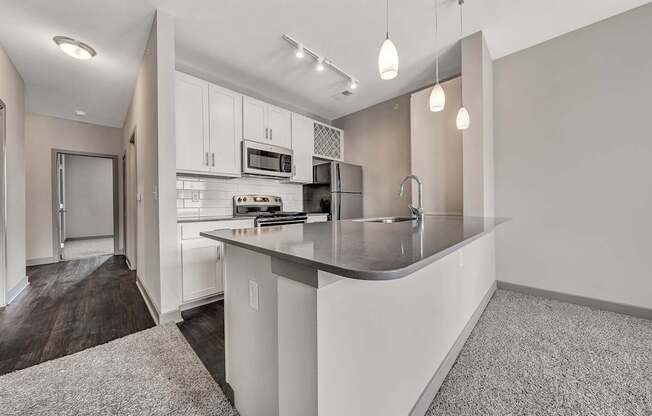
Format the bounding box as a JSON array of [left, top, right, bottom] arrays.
[[355, 216, 417, 224]]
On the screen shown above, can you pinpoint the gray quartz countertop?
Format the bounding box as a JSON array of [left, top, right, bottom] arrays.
[[200, 215, 507, 280]]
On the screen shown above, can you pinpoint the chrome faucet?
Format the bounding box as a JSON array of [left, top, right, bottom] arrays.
[[399, 175, 424, 221]]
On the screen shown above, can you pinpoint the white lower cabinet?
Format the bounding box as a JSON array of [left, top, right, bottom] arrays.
[[179, 219, 254, 304], [181, 238, 223, 302]]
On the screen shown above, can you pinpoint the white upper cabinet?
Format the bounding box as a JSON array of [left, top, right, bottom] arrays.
[[267, 105, 292, 148], [176, 73, 210, 173], [209, 84, 242, 176], [243, 96, 292, 149], [175, 72, 242, 177], [242, 96, 268, 143], [291, 113, 315, 183]]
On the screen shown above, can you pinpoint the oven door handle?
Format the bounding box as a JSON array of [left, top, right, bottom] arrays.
[[256, 219, 307, 227]]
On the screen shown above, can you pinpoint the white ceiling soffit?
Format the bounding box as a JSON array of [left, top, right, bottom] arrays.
[[0, 0, 650, 127], [0, 0, 156, 128]]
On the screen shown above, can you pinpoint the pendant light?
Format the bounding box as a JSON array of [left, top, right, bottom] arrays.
[[429, 0, 445, 112], [456, 0, 470, 130], [378, 0, 399, 80]]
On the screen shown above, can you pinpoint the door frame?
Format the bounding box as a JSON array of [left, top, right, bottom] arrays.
[[51, 149, 120, 261], [0, 100, 7, 307]]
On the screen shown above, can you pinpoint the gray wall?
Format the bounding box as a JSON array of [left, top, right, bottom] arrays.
[[25, 113, 123, 262], [494, 3, 652, 309], [334, 95, 412, 218], [0, 42, 25, 304], [410, 77, 463, 215], [64, 155, 114, 239]]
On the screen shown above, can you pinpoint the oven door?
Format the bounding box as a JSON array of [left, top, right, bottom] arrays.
[[242, 140, 293, 178]]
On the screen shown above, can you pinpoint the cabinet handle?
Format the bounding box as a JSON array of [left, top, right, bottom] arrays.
[[205, 152, 209, 166], [212, 153, 215, 167], [265, 128, 268, 139], [270, 128, 273, 141]]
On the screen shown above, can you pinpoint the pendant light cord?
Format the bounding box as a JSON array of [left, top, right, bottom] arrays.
[[459, 0, 464, 106], [386, 0, 390, 39], [435, 0, 439, 83]]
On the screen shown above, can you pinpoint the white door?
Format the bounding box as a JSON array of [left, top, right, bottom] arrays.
[[268, 105, 292, 148], [56, 153, 67, 260], [176, 73, 210, 173], [290, 113, 314, 183], [208, 84, 242, 176], [181, 238, 223, 302], [242, 96, 268, 143]]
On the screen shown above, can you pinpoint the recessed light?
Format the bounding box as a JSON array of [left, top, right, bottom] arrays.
[[316, 57, 325, 72], [53, 36, 97, 60], [75, 110, 87, 117]]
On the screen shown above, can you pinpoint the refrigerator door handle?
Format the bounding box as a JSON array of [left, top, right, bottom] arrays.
[[336, 163, 341, 193]]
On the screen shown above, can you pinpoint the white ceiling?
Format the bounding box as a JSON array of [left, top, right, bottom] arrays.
[[0, 0, 650, 127]]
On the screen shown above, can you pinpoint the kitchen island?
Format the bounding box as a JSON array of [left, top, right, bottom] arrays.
[[201, 215, 505, 416]]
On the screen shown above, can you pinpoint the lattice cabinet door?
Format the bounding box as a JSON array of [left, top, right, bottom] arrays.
[[313, 122, 343, 160]]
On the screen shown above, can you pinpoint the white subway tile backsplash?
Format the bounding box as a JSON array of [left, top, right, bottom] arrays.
[[176, 175, 303, 218]]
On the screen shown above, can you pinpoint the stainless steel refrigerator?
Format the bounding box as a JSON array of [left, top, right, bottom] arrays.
[[313, 161, 363, 220]]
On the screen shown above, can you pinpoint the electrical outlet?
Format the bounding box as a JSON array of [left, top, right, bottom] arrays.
[[458, 251, 464, 268], [248, 280, 259, 311], [192, 191, 200, 202]]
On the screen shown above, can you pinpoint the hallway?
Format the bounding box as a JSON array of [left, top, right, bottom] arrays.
[[0, 256, 154, 375]]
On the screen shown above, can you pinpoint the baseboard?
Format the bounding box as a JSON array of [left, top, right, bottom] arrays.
[[160, 308, 183, 324], [6, 276, 30, 305], [26, 257, 58, 267], [125, 256, 135, 270], [410, 280, 497, 416], [180, 293, 223, 312], [135, 275, 161, 325], [497, 281, 652, 321]]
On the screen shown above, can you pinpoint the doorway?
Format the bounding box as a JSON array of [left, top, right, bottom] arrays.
[[52, 150, 119, 261]]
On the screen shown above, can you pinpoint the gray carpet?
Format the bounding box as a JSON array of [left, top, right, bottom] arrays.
[[0, 324, 238, 416], [427, 289, 652, 415]]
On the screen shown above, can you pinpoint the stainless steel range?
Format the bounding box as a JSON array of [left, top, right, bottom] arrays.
[[233, 194, 307, 227]]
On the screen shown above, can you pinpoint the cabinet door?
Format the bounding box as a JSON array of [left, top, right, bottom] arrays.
[[242, 96, 268, 143], [209, 84, 242, 176], [268, 105, 292, 148], [176, 73, 210, 173], [290, 113, 314, 183], [181, 238, 223, 302]]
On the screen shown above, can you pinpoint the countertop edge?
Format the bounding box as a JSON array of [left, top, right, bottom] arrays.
[[199, 225, 500, 281]]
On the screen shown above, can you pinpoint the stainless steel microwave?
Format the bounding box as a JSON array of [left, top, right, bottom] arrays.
[[242, 140, 293, 178]]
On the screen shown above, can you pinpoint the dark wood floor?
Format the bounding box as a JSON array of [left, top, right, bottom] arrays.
[[0, 255, 155, 375], [177, 301, 228, 394], [0, 254, 227, 395]]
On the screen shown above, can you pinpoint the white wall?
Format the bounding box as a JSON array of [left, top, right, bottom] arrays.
[[64, 155, 114, 239], [0, 42, 25, 305], [25, 113, 122, 263], [494, 3, 652, 309], [410, 77, 463, 215], [122, 10, 180, 321]]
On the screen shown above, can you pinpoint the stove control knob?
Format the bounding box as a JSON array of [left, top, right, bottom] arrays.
[[275, 197, 281, 202], [237, 197, 242, 202], [242, 197, 247, 202]]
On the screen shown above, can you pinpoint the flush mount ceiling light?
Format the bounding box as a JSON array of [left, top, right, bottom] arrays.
[[456, 0, 470, 130], [53, 36, 96, 60], [378, 0, 399, 80], [282, 34, 360, 91], [429, 0, 445, 112]]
